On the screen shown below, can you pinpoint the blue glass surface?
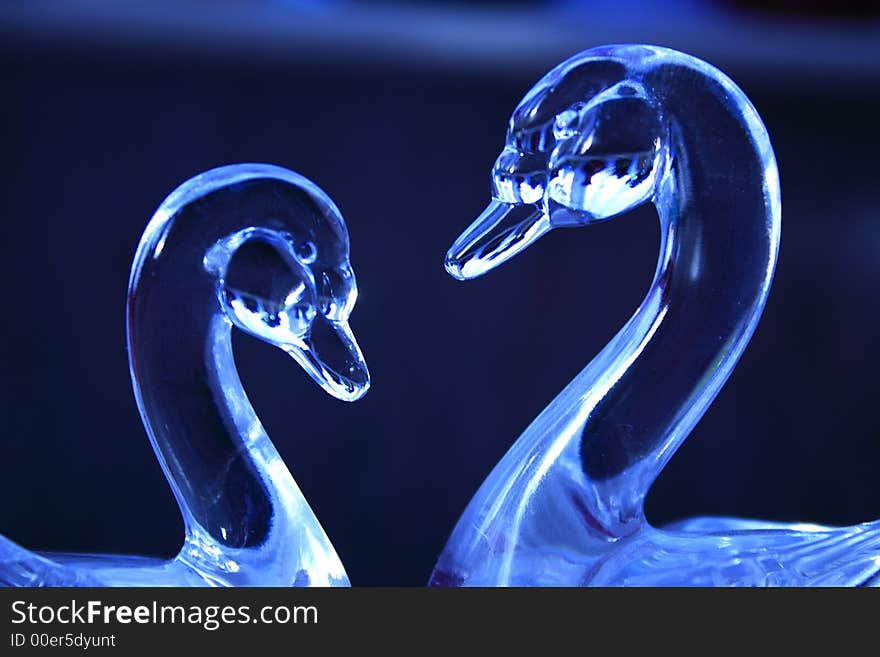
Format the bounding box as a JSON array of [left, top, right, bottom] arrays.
[[433, 45, 880, 586], [0, 164, 368, 586]]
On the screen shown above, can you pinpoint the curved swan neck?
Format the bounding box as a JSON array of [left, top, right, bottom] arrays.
[[126, 174, 348, 584], [573, 58, 781, 532], [128, 264, 282, 551]]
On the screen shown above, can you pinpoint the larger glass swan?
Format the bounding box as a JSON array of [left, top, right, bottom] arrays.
[[432, 45, 880, 586], [0, 164, 369, 586]]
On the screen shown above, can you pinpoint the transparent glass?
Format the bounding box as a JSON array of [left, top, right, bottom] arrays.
[[433, 45, 880, 586], [1, 164, 369, 586]]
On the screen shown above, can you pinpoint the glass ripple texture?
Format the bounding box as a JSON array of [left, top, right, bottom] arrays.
[[433, 45, 880, 587], [0, 164, 369, 586]]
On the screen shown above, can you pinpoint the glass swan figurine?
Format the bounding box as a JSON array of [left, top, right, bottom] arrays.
[[432, 45, 880, 587], [0, 164, 369, 586]]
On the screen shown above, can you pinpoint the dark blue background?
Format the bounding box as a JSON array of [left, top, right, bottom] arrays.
[[1, 1, 878, 585]]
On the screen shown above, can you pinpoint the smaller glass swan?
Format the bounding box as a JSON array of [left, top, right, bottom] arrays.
[[432, 45, 880, 586], [0, 164, 368, 586]]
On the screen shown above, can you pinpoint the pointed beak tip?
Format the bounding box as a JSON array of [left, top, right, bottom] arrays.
[[444, 255, 469, 281], [343, 385, 369, 402], [329, 357, 371, 403], [444, 201, 551, 281], [284, 317, 371, 403], [335, 372, 370, 402]]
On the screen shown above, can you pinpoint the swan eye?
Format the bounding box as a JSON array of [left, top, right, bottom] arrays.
[[295, 240, 317, 265], [552, 103, 585, 141]]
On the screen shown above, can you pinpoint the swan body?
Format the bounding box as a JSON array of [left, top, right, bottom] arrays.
[[432, 45, 880, 587], [1, 164, 369, 586]]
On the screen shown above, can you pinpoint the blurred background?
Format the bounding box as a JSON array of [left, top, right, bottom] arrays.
[[1, 0, 878, 586]]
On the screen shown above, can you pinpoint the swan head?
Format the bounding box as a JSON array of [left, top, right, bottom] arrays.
[[445, 53, 666, 280], [197, 165, 370, 402]]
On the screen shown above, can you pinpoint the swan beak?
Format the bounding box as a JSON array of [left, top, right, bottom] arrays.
[[445, 200, 551, 280], [284, 314, 370, 402]]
